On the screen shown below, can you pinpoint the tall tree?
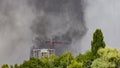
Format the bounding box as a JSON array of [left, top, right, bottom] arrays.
[[91, 29, 106, 55]]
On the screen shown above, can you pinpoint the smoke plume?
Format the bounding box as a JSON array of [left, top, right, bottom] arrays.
[[30, 0, 87, 55], [0, 0, 87, 65]]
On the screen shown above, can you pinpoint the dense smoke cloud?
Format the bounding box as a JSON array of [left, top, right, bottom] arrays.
[[0, 0, 87, 65], [30, 0, 87, 54]]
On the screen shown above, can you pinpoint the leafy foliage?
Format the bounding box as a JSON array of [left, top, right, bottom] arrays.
[[19, 55, 56, 68], [68, 59, 83, 68], [76, 50, 94, 68], [54, 51, 74, 68], [2, 64, 9, 68], [91, 47, 120, 68], [91, 57, 116, 68]]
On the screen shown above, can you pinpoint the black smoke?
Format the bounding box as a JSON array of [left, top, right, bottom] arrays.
[[29, 0, 87, 54], [0, 0, 87, 65]]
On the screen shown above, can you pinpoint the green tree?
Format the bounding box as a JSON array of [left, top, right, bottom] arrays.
[[91, 47, 120, 68], [91, 57, 116, 68], [54, 51, 73, 68], [76, 29, 106, 68], [14, 64, 19, 68], [91, 29, 106, 55], [39, 55, 56, 68], [1, 64, 9, 68], [19, 55, 56, 68], [10, 65, 13, 68], [68, 59, 83, 68], [20, 57, 42, 68], [76, 50, 94, 68]]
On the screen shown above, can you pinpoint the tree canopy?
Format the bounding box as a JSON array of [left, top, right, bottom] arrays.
[[91, 47, 120, 68]]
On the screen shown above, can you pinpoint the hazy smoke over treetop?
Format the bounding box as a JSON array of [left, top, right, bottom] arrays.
[[0, 0, 86, 65], [30, 0, 86, 54]]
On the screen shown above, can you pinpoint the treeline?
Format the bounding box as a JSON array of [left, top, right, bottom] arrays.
[[2, 29, 120, 68]]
